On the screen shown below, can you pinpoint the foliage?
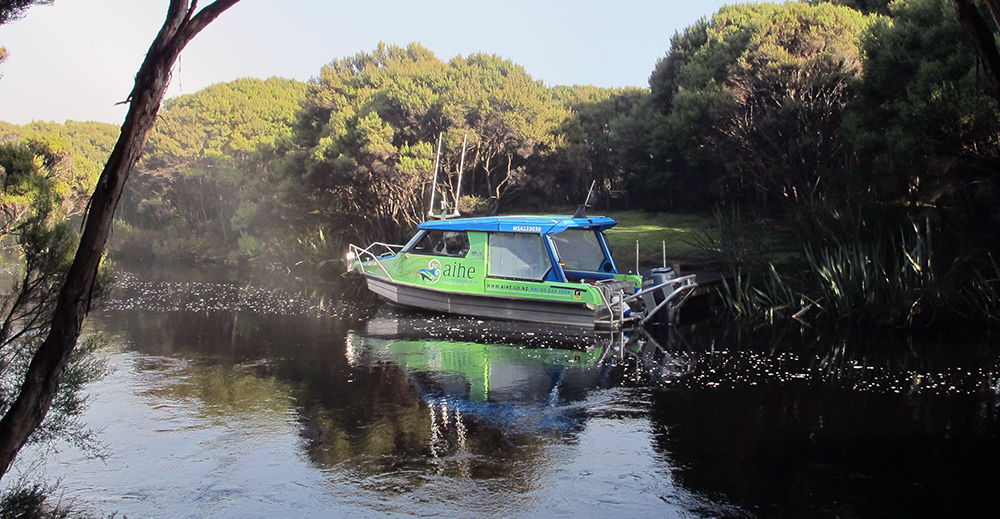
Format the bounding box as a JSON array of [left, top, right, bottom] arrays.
[[0, 70, 118, 484], [286, 42, 571, 247], [960, 253, 1000, 324], [0, 0, 243, 483], [546, 85, 648, 206], [706, 205, 1000, 329], [690, 205, 775, 277], [0, 121, 17, 142], [289, 43, 451, 244], [0, 141, 110, 462], [711, 212, 939, 326], [635, 2, 870, 211], [843, 0, 1000, 237], [0, 480, 82, 519], [0, 45, 7, 81], [108, 45, 590, 268], [628, 0, 1000, 329], [0, 140, 74, 238], [808, 0, 895, 15], [16, 121, 120, 207], [116, 77, 306, 263], [8, 1, 998, 297], [443, 53, 569, 207], [144, 77, 306, 165], [0, 0, 52, 25], [601, 210, 716, 270]]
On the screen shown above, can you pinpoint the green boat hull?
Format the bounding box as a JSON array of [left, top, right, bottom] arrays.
[[363, 272, 604, 327]]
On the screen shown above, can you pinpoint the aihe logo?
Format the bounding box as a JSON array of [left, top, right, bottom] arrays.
[[418, 259, 442, 284]]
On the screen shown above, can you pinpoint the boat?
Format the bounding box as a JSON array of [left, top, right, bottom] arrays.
[[345, 212, 697, 329]]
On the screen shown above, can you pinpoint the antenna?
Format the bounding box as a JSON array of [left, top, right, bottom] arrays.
[[573, 180, 596, 219], [452, 133, 468, 217], [428, 132, 443, 217]]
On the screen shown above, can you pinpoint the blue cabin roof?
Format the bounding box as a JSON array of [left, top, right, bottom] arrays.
[[418, 215, 619, 234]]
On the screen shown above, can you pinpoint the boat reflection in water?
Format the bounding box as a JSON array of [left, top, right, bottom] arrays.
[[349, 306, 702, 398], [340, 308, 701, 464], [346, 308, 613, 445], [321, 306, 744, 518]]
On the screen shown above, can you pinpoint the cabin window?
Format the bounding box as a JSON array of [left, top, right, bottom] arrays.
[[487, 233, 552, 281], [407, 230, 470, 257], [551, 229, 606, 271]]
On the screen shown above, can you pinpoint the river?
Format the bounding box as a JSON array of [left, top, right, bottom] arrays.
[[8, 267, 1000, 518]]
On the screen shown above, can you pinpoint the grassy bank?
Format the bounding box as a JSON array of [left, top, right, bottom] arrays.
[[601, 211, 716, 273]]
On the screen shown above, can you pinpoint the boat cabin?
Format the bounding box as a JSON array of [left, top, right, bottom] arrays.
[[400, 215, 624, 285]]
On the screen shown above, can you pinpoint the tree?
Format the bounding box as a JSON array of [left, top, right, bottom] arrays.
[[286, 44, 570, 250], [843, 0, 1000, 240], [546, 85, 647, 207], [443, 53, 569, 211], [0, 130, 121, 463], [18, 121, 122, 207], [638, 2, 868, 211], [0, 0, 241, 482], [0, 140, 73, 238], [0, 140, 110, 464], [808, 0, 895, 15], [0, 0, 51, 26], [291, 43, 450, 244], [952, 0, 1000, 97], [116, 77, 306, 262]]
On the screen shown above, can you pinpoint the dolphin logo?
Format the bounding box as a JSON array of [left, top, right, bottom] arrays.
[[418, 259, 442, 284]]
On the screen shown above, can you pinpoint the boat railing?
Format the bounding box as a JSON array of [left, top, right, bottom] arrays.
[[347, 242, 405, 281], [596, 274, 698, 329], [631, 274, 698, 325]]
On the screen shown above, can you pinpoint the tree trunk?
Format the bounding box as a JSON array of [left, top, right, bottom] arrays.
[[0, 0, 241, 481], [953, 0, 1000, 97], [983, 0, 1000, 30]]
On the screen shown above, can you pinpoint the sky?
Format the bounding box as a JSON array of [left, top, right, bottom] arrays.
[[0, 0, 733, 126]]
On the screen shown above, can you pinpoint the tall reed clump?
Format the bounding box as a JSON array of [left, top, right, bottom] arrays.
[[798, 222, 939, 325], [958, 254, 1000, 325], [702, 206, 1000, 328]]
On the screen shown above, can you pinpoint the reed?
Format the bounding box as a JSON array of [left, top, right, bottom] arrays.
[[707, 209, 993, 328], [958, 253, 1000, 325], [799, 221, 938, 325]]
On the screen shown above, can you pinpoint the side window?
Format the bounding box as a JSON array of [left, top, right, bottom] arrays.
[[551, 229, 607, 271], [408, 230, 470, 257], [487, 233, 552, 281]]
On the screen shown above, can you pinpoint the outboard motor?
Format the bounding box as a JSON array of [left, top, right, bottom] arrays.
[[642, 267, 676, 323]]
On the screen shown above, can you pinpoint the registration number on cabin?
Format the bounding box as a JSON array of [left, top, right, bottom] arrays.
[[511, 225, 542, 232]]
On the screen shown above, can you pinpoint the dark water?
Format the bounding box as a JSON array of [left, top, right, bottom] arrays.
[[10, 268, 1000, 518]]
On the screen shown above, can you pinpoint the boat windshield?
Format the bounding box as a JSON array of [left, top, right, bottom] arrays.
[[550, 229, 607, 271], [487, 233, 552, 281]]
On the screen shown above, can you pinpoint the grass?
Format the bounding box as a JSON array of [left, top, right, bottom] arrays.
[[601, 211, 717, 272]]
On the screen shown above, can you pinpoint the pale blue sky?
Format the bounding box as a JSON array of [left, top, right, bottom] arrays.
[[0, 0, 734, 125]]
